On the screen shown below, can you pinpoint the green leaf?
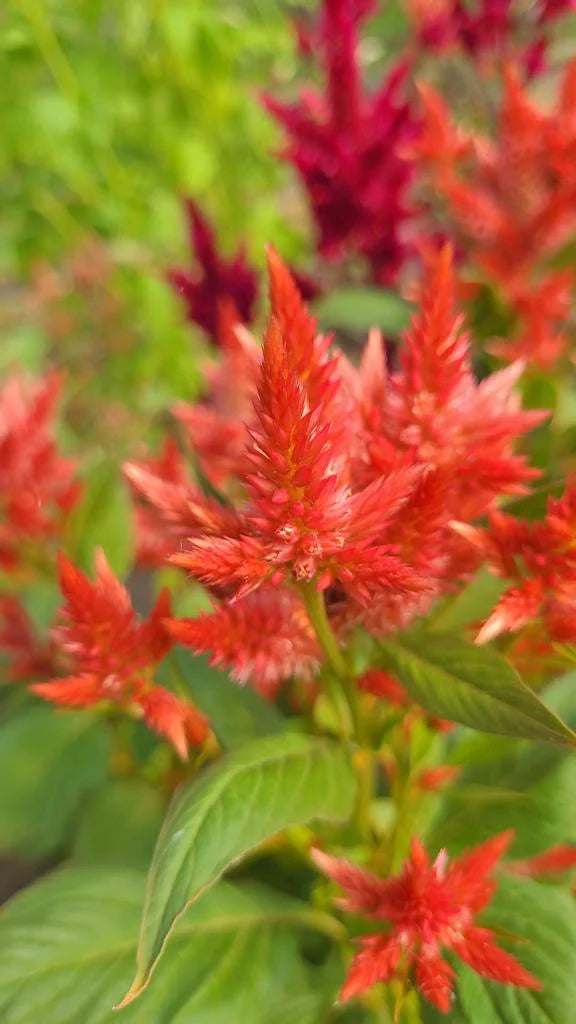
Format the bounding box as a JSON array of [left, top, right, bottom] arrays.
[[0, 707, 110, 857], [377, 632, 576, 746], [64, 460, 134, 577], [170, 650, 286, 747], [429, 671, 576, 856], [428, 570, 506, 633], [452, 876, 576, 1024], [72, 779, 167, 869], [123, 732, 356, 1002], [314, 287, 409, 334], [0, 868, 342, 1024]]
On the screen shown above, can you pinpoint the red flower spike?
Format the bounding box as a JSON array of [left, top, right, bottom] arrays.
[[419, 62, 576, 371], [166, 587, 321, 697], [30, 552, 206, 759], [174, 257, 427, 607], [167, 199, 258, 343], [312, 833, 540, 1011], [456, 482, 576, 644], [263, 0, 418, 283], [409, 0, 572, 72], [0, 372, 80, 571]]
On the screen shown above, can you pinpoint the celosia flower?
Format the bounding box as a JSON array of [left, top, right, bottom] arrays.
[[408, 0, 574, 73], [417, 63, 576, 367], [0, 596, 58, 682], [337, 245, 545, 635], [166, 199, 319, 346], [172, 251, 425, 605], [454, 483, 576, 643], [0, 372, 80, 571], [167, 198, 258, 343], [160, 247, 544, 649], [167, 587, 321, 698], [264, 0, 418, 283], [30, 552, 208, 759], [124, 441, 244, 573], [312, 833, 540, 1011]]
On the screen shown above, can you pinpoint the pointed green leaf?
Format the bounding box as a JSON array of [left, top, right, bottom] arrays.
[[0, 868, 342, 1023], [123, 732, 355, 1002], [377, 632, 576, 746]]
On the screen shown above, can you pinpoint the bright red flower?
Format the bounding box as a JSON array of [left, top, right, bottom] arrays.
[[0, 372, 80, 572], [167, 587, 320, 698], [455, 483, 576, 643], [167, 199, 258, 343], [124, 439, 243, 570], [172, 252, 425, 605], [264, 0, 418, 284], [313, 833, 540, 1011], [418, 63, 576, 368], [30, 552, 208, 759], [408, 0, 573, 73]]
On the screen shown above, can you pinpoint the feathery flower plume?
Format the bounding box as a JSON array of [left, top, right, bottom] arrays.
[[167, 587, 321, 698], [172, 250, 424, 604], [31, 552, 208, 759], [455, 483, 576, 644], [313, 833, 540, 1011]]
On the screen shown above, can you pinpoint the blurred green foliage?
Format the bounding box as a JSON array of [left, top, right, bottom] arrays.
[[0, 0, 311, 434], [1, 0, 305, 270]]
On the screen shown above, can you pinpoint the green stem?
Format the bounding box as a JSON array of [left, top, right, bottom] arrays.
[[300, 581, 347, 677]]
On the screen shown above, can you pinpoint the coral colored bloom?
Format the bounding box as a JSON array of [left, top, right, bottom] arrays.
[[0, 373, 80, 571], [124, 439, 243, 570], [264, 0, 418, 283], [455, 484, 576, 643], [30, 552, 208, 759], [418, 63, 576, 369], [173, 252, 425, 605], [167, 587, 320, 697], [313, 833, 540, 1011]]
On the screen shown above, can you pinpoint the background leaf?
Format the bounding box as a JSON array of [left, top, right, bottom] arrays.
[[0, 868, 341, 1024], [0, 706, 110, 857], [428, 671, 576, 856], [314, 287, 409, 334], [72, 779, 167, 869], [377, 632, 576, 746], [168, 650, 286, 747], [124, 732, 356, 1000]]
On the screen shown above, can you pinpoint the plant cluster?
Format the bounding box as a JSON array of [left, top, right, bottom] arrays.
[[2, 2, 576, 1022]]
